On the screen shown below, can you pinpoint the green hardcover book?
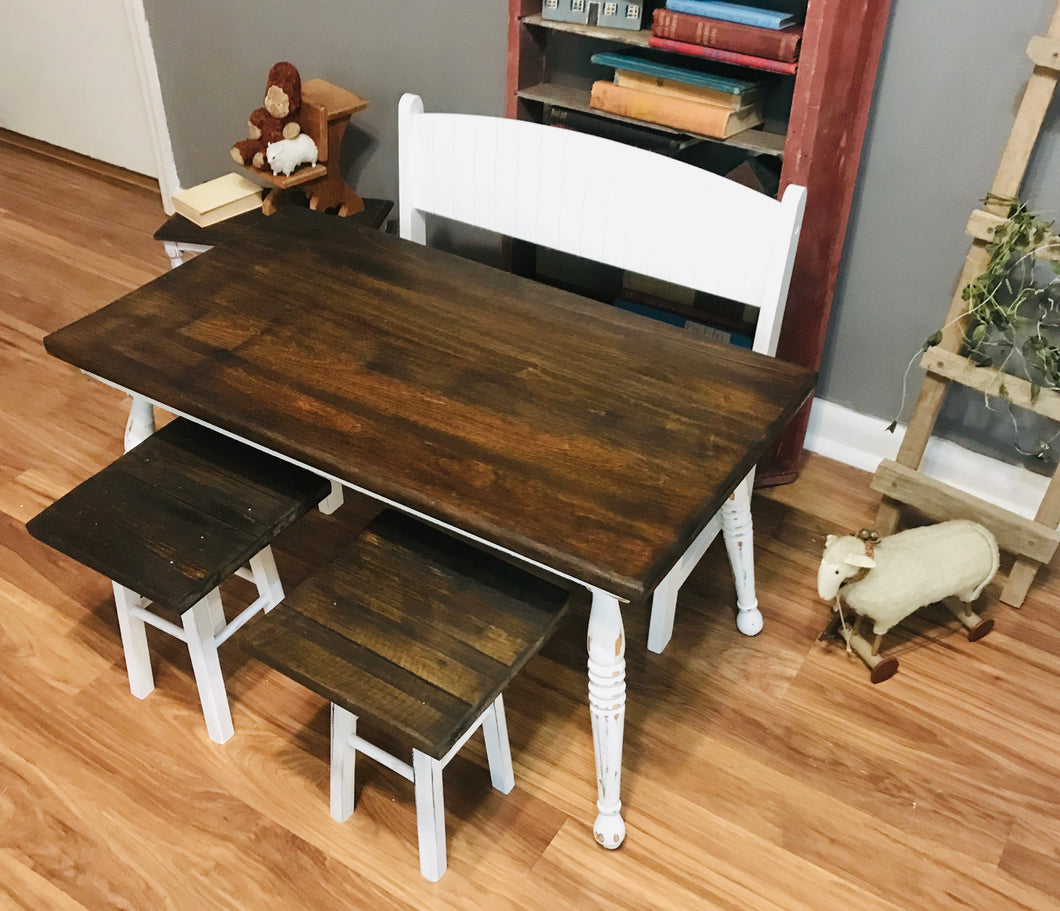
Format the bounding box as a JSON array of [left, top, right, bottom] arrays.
[[590, 47, 771, 96]]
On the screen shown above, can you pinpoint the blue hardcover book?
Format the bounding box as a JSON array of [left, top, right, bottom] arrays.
[[590, 47, 771, 96], [613, 299, 753, 348], [665, 0, 802, 30]]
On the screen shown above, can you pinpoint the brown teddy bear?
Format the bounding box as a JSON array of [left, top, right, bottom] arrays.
[[230, 62, 303, 170]]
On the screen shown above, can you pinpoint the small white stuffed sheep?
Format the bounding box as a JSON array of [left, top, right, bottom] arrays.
[[817, 520, 999, 682], [817, 520, 999, 635], [265, 134, 318, 176]]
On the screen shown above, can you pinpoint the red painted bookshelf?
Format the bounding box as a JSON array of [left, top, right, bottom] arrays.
[[506, 0, 893, 483]]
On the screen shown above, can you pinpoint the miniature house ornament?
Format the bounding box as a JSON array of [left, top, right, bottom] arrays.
[[542, 0, 642, 30]]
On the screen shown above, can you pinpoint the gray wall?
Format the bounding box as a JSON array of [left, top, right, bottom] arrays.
[[143, 0, 509, 197], [143, 0, 1060, 470], [824, 0, 1060, 472]]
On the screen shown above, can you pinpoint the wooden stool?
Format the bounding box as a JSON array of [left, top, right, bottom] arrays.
[[239, 510, 572, 881], [27, 419, 331, 743]]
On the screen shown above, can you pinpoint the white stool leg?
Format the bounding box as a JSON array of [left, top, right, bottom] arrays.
[[480, 695, 515, 794], [330, 704, 358, 822], [721, 475, 763, 636], [249, 545, 284, 611], [646, 573, 679, 654], [181, 589, 234, 744], [205, 590, 228, 635], [111, 582, 155, 699], [412, 750, 447, 882], [318, 480, 345, 515]]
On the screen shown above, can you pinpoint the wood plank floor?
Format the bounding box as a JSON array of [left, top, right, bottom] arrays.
[[2, 133, 1059, 910]]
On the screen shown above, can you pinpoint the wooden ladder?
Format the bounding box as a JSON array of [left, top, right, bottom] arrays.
[[872, 3, 1060, 607]]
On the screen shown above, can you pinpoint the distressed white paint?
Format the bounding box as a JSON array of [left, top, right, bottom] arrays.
[[330, 697, 514, 881], [721, 477, 763, 636], [112, 546, 285, 744], [330, 704, 358, 823], [587, 588, 626, 849], [123, 395, 156, 451], [318, 480, 345, 515], [647, 512, 723, 652], [481, 695, 516, 794]]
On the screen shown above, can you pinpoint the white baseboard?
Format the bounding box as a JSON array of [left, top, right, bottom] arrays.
[[803, 397, 1045, 520]]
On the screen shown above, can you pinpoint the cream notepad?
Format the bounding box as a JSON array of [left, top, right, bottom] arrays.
[[172, 173, 263, 227]]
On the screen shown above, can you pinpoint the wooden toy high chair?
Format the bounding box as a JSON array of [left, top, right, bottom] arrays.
[[244, 79, 369, 217]]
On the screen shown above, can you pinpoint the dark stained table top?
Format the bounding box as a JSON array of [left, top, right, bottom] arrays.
[[47, 208, 816, 602]]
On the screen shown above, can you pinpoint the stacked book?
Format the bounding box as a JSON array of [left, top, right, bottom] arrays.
[[614, 271, 755, 347], [589, 47, 769, 140], [651, 0, 803, 76], [171, 173, 263, 227]]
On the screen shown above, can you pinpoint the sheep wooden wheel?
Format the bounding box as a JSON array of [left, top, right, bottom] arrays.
[[819, 613, 901, 683], [816, 520, 999, 683]]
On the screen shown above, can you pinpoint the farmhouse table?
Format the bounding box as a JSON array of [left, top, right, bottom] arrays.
[[43, 208, 816, 849]]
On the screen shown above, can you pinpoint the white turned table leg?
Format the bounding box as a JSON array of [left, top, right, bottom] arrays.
[[124, 395, 156, 452], [587, 587, 626, 849], [721, 475, 762, 636]]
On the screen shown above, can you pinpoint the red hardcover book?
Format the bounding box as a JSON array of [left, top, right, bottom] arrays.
[[652, 9, 802, 63], [648, 36, 799, 75]]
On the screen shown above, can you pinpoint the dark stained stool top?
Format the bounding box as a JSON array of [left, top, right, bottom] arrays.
[[27, 419, 331, 613], [153, 197, 393, 247], [239, 510, 573, 760]]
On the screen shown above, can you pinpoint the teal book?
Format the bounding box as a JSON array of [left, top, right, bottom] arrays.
[[590, 47, 771, 96], [665, 0, 802, 30]]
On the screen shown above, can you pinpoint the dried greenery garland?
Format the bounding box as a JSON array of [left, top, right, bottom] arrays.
[[890, 194, 1060, 460]]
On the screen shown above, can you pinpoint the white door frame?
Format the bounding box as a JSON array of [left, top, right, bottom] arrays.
[[121, 0, 179, 212]]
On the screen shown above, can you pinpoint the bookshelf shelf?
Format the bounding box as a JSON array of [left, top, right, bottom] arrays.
[[522, 13, 652, 47], [507, 0, 893, 482], [517, 81, 787, 156]]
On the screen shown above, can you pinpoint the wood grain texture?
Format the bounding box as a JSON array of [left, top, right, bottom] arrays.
[[872, 458, 1060, 562], [26, 418, 330, 612], [42, 206, 816, 602], [4, 132, 1060, 910], [242, 510, 572, 759]]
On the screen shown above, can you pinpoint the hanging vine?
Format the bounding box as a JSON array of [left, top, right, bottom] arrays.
[[890, 194, 1060, 460]]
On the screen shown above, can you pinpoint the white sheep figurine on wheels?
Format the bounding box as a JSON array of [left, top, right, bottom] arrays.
[[817, 520, 999, 682]]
